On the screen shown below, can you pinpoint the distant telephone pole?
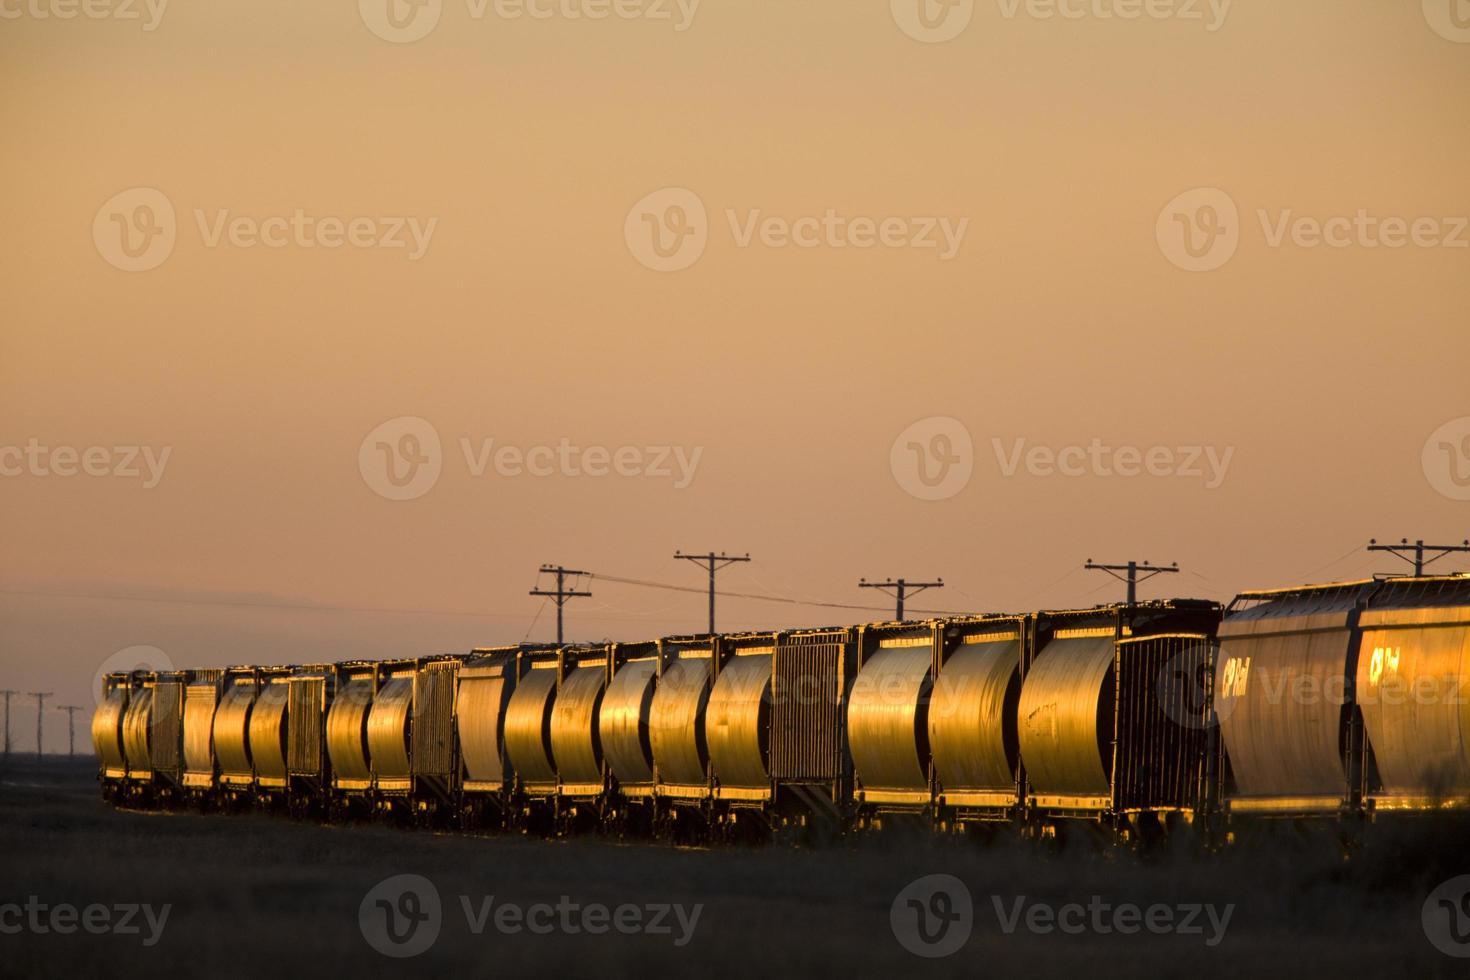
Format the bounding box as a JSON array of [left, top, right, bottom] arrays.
[[858, 577, 944, 621], [29, 692, 52, 761], [1368, 538, 1470, 578], [529, 565, 591, 646], [56, 706, 84, 758], [1084, 559, 1179, 605], [0, 690, 15, 760], [674, 551, 751, 635]]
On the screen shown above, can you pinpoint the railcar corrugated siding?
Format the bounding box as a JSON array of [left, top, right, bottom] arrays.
[[150, 678, 184, 773], [706, 654, 773, 789], [771, 638, 845, 781], [412, 666, 457, 779], [1017, 635, 1116, 797], [183, 682, 219, 775], [286, 676, 326, 776], [929, 638, 1020, 792], [1114, 634, 1212, 812], [92, 688, 129, 770]]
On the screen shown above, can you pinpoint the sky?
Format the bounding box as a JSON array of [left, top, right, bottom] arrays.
[[2, 1, 1468, 752]]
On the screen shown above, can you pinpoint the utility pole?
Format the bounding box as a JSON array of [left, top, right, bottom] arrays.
[[529, 565, 591, 646], [1368, 538, 1470, 578], [858, 577, 944, 621], [1084, 559, 1179, 605], [56, 706, 84, 759], [29, 692, 52, 762], [674, 551, 751, 635], [0, 690, 15, 760]]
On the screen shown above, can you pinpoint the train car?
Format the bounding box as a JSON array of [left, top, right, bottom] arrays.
[[92, 670, 138, 803], [1018, 600, 1221, 844], [599, 639, 662, 836], [1214, 581, 1378, 822], [930, 614, 1030, 833], [649, 634, 722, 840], [211, 667, 265, 805], [502, 646, 562, 831], [455, 644, 556, 830], [1356, 575, 1470, 815], [405, 654, 469, 823], [325, 661, 382, 816], [704, 631, 780, 841], [845, 619, 945, 830], [107, 668, 226, 807], [550, 643, 613, 834], [181, 670, 226, 802]]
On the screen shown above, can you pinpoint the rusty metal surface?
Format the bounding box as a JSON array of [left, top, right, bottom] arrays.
[[366, 677, 413, 779], [213, 681, 256, 778], [599, 659, 657, 785], [551, 666, 606, 786], [847, 647, 932, 791], [650, 658, 711, 785], [929, 639, 1020, 792], [121, 687, 154, 772], [1216, 614, 1354, 799], [706, 654, 773, 789], [182, 682, 219, 775], [326, 679, 375, 782], [457, 663, 512, 784], [248, 681, 290, 780], [504, 668, 558, 785], [1357, 622, 1470, 797], [92, 688, 129, 770], [1017, 636, 1116, 797]]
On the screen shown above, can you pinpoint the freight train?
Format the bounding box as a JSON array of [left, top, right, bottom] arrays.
[[90, 574, 1470, 848]]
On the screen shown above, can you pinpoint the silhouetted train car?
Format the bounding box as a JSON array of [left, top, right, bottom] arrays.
[[1215, 581, 1377, 820], [703, 631, 780, 840], [213, 666, 268, 803], [931, 615, 1030, 832], [502, 646, 562, 830], [1018, 600, 1220, 842], [1356, 575, 1470, 814], [106, 668, 225, 806], [765, 626, 857, 839]]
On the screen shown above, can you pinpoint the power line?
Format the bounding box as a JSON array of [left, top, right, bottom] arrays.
[[857, 577, 945, 621], [1084, 559, 1179, 605], [673, 551, 751, 635], [588, 571, 964, 616], [529, 565, 592, 646], [1367, 538, 1470, 578]]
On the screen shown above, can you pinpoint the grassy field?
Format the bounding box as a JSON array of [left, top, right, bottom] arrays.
[[2, 758, 1467, 978]]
